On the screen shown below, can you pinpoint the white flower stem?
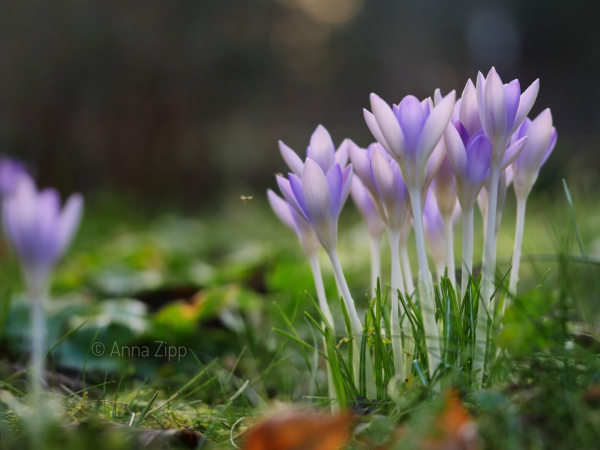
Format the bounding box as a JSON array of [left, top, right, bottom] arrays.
[[308, 254, 338, 412], [408, 188, 440, 374], [388, 229, 405, 379], [461, 207, 474, 299], [327, 248, 376, 397], [475, 163, 500, 386], [400, 240, 415, 296], [327, 249, 363, 335], [26, 272, 48, 439], [508, 196, 528, 302], [368, 234, 382, 296], [443, 216, 456, 287], [309, 255, 336, 333]]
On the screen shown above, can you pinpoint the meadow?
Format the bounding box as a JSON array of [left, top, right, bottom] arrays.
[[0, 178, 599, 449]]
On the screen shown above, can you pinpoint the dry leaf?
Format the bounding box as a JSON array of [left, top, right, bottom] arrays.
[[421, 390, 479, 450], [243, 411, 351, 450]]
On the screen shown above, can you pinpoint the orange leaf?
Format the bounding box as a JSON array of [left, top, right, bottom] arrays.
[[243, 411, 351, 450], [421, 390, 479, 450]]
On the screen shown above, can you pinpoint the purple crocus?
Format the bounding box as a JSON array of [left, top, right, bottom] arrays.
[[365, 91, 456, 370], [511, 109, 556, 200], [474, 68, 539, 386], [476, 67, 539, 160], [508, 109, 556, 297], [2, 174, 83, 414], [278, 159, 352, 253], [0, 156, 28, 197], [370, 145, 410, 376], [279, 125, 349, 176], [3, 175, 84, 290]]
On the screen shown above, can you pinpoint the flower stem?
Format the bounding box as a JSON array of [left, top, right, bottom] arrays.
[[308, 254, 338, 412], [327, 249, 376, 397], [461, 208, 474, 299], [408, 188, 440, 374], [400, 234, 415, 295], [508, 196, 528, 301], [368, 234, 382, 296], [388, 230, 405, 379], [309, 255, 336, 334], [443, 216, 456, 287], [475, 163, 500, 386]]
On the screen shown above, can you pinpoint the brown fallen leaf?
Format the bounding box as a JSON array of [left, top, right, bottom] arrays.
[[243, 411, 351, 450], [421, 390, 479, 450]]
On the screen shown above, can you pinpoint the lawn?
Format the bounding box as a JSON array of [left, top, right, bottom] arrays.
[[1, 182, 599, 449]]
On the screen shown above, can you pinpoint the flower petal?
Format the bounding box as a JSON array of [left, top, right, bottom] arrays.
[[277, 175, 307, 221], [307, 125, 336, 173], [459, 79, 482, 136], [267, 189, 298, 232], [397, 95, 428, 152], [444, 123, 468, 181], [370, 93, 406, 160], [416, 90, 456, 170], [57, 193, 84, 257], [279, 141, 304, 176], [302, 158, 332, 237], [504, 79, 521, 129], [326, 164, 343, 218], [482, 67, 507, 143], [364, 109, 392, 155], [500, 136, 527, 171], [335, 139, 350, 168], [512, 79, 540, 134]]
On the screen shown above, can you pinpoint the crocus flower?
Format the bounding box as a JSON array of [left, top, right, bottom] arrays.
[[0, 156, 28, 197], [267, 188, 338, 408], [278, 158, 375, 390], [370, 145, 410, 377], [350, 176, 385, 293], [3, 176, 84, 290], [2, 175, 83, 417], [508, 109, 556, 296], [279, 125, 349, 176], [267, 189, 320, 258], [444, 123, 492, 296], [365, 90, 456, 370], [474, 68, 539, 386]]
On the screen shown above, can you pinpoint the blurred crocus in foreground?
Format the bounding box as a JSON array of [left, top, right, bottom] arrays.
[[365, 90, 456, 369], [2, 175, 83, 413], [0, 156, 28, 197], [508, 110, 556, 297]]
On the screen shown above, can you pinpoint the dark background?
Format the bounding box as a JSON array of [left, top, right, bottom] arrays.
[[1, 0, 597, 206]]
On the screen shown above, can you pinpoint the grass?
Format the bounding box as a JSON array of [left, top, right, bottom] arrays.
[[0, 187, 600, 448]]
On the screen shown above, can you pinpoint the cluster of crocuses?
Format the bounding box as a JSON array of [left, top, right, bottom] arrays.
[[268, 68, 556, 389], [0, 156, 83, 417]]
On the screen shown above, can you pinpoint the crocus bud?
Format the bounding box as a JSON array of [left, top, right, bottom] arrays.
[[0, 156, 28, 197], [476, 67, 539, 162], [365, 91, 456, 190], [350, 177, 385, 239], [2, 175, 84, 290], [278, 159, 352, 252], [279, 125, 349, 176], [444, 124, 492, 210], [267, 189, 320, 257], [432, 156, 457, 220], [370, 146, 409, 231], [511, 109, 556, 199]]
